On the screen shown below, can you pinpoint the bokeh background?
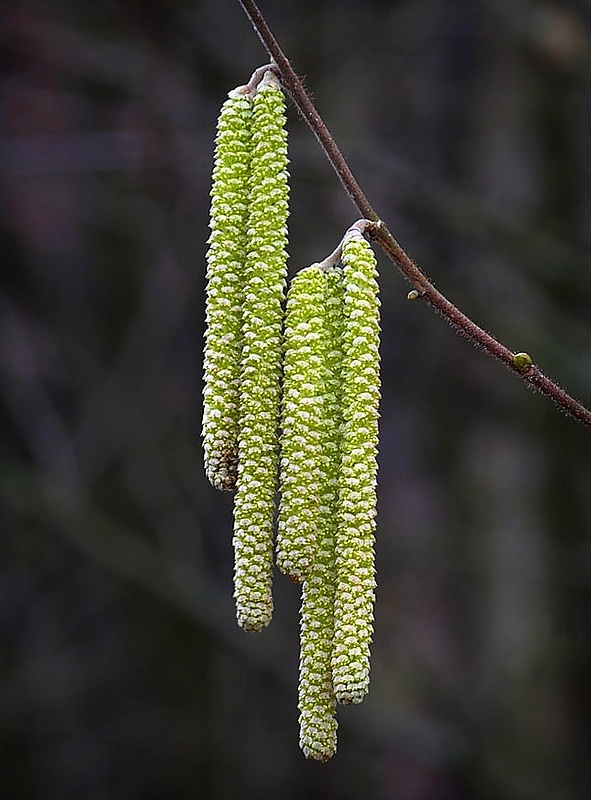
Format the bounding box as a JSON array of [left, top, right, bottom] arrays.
[[1, 1, 591, 798]]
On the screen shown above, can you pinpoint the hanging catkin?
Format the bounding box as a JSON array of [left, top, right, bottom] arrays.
[[277, 265, 327, 583], [332, 229, 381, 704], [297, 265, 344, 761], [233, 71, 290, 632], [202, 87, 252, 492]]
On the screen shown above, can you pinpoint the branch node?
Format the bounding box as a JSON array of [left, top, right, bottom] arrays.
[[366, 220, 385, 238]]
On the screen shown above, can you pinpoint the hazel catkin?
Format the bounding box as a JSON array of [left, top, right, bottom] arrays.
[[202, 87, 252, 492], [297, 265, 344, 761], [331, 229, 381, 705], [277, 264, 327, 583], [232, 71, 290, 632]]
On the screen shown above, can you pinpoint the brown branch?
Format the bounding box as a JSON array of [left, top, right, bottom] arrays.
[[237, 0, 591, 431]]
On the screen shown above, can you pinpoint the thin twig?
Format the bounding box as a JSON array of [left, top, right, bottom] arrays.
[[237, 0, 591, 430]]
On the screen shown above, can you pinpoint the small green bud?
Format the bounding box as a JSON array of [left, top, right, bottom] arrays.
[[332, 230, 380, 705], [513, 352, 533, 372], [407, 289, 420, 301], [202, 88, 252, 492]]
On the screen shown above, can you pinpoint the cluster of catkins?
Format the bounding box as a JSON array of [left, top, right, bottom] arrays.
[[202, 67, 381, 762]]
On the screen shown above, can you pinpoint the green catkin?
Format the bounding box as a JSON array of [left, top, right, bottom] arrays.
[[233, 71, 290, 632], [298, 266, 344, 761], [332, 230, 380, 705], [202, 87, 252, 492], [277, 265, 326, 583]]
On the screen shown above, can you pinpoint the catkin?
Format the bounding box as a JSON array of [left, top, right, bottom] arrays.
[[277, 265, 326, 583], [297, 266, 344, 761], [202, 88, 252, 492], [233, 72, 290, 632], [332, 230, 381, 704]]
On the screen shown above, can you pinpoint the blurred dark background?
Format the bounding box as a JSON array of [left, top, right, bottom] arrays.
[[1, 0, 591, 798]]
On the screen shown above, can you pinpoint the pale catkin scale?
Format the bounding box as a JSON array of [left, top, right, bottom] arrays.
[[277, 265, 327, 583], [332, 232, 380, 705], [298, 266, 344, 761], [233, 74, 290, 632], [202, 89, 252, 492]]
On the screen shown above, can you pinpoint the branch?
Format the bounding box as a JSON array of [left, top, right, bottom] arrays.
[[238, 0, 591, 430]]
